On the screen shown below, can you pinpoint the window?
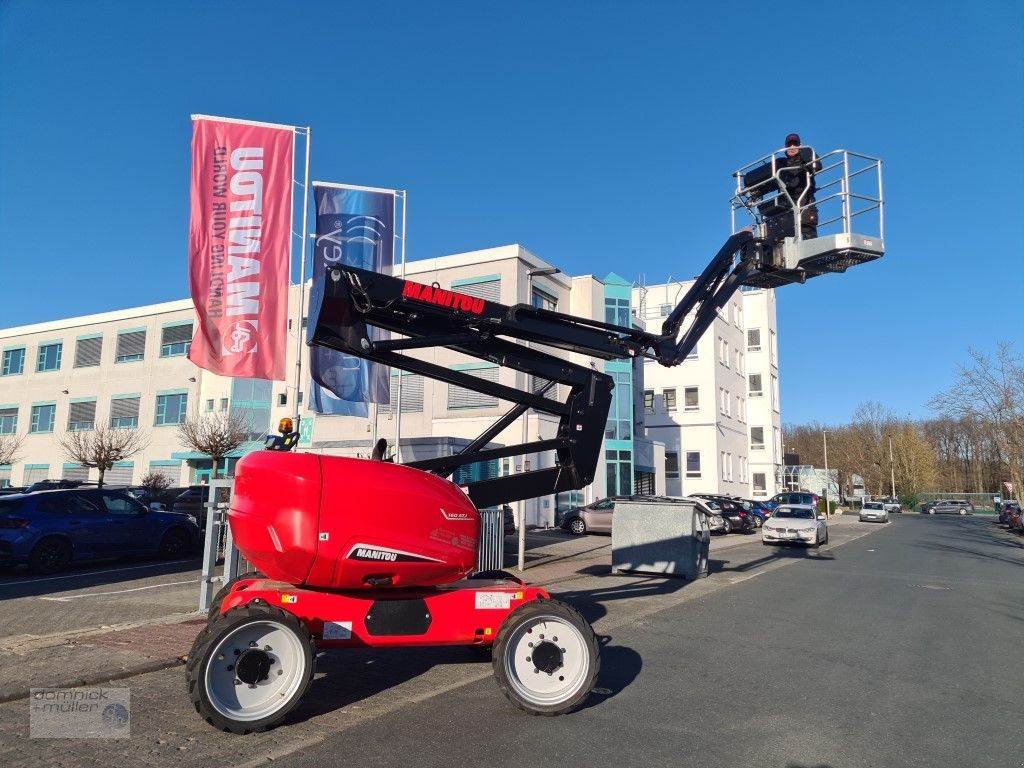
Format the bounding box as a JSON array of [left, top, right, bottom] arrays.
[[109, 396, 140, 429], [205, 399, 215, 412], [721, 452, 728, 481], [115, 330, 146, 363], [160, 323, 193, 357], [753, 472, 767, 496], [751, 426, 765, 449], [296, 393, 303, 406], [769, 329, 777, 363], [37, 343, 62, 372], [73, 336, 102, 367], [659, 304, 671, 317], [605, 448, 632, 497], [733, 348, 741, 371], [749, 373, 763, 397], [718, 337, 726, 365], [719, 387, 729, 416], [663, 388, 677, 412], [604, 369, 632, 441], [155, 393, 188, 426], [665, 451, 679, 479], [30, 403, 56, 433], [604, 297, 631, 327], [747, 328, 761, 351], [2, 348, 25, 376], [684, 386, 699, 410], [737, 397, 745, 422], [102, 492, 144, 516], [380, 373, 425, 414], [0, 407, 17, 434], [67, 400, 97, 431], [643, 390, 654, 414], [531, 287, 557, 311], [448, 367, 499, 410], [452, 276, 501, 303], [219, 397, 230, 411], [277, 393, 287, 407], [771, 374, 780, 411], [685, 451, 701, 478]]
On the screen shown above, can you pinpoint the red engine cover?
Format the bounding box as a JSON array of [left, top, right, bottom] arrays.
[[229, 451, 480, 589]]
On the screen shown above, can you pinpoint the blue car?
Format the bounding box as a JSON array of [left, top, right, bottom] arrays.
[[740, 499, 771, 524], [0, 488, 200, 574]]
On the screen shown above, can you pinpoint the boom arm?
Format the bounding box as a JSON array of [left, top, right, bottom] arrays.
[[310, 230, 787, 508]]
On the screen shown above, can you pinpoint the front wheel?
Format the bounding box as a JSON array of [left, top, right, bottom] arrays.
[[959, 508, 968, 516], [187, 602, 314, 734], [569, 518, 587, 535], [158, 527, 191, 558], [492, 599, 599, 715]]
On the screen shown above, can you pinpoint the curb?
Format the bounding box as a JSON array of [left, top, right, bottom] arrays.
[[0, 656, 185, 704]]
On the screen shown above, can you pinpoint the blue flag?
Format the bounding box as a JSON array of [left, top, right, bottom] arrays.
[[308, 184, 395, 415]]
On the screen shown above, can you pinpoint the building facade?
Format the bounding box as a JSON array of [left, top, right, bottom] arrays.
[[632, 282, 783, 499]]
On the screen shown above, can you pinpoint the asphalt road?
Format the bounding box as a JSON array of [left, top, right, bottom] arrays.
[[271, 514, 1023, 768]]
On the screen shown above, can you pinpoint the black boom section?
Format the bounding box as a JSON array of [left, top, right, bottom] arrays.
[[309, 231, 770, 508]]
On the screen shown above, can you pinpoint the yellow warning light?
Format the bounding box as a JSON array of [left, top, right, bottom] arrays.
[[484, 627, 493, 636], [278, 417, 294, 434]]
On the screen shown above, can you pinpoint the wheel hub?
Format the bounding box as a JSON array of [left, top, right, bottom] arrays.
[[531, 640, 563, 675], [235, 648, 272, 685]]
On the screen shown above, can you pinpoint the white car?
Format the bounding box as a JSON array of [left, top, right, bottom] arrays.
[[860, 501, 890, 523], [762, 504, 828, 547]]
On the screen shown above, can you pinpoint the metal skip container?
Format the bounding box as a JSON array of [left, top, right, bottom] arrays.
[[611, 499, 710, 579]]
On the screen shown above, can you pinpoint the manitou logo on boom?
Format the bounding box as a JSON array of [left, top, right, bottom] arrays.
[[224, 146, 265, 351], [401, 280, 486, 315]]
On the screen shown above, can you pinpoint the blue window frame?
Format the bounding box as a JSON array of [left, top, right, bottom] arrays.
[[160, 323, 193, 357], [37, 343, 62, 372], [605, 449, 633, 497], [0, 407, 17, 434], [155, 393, 188, 426], [30, 403, 56, 433], [2, 348, 25, 376]]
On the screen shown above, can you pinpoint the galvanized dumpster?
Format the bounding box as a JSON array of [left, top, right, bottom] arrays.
[[611, 498, 710, 579]]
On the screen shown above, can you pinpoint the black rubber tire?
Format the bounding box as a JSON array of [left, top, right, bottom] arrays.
[[492, 598, 599, 716], [724, 519, 733, 534], [208, 571, 263, 619], [158, 526, 191, 559], [28, 537, 72, 574], [569, 518, 587, 535], [187, 602, 315, 734]]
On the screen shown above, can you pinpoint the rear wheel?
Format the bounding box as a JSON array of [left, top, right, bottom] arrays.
[[187, 602, 314, 734], [958, 508, 967, 516], [493, 599, 599, 715], [569, 518, 587, 535], [28, 537, 72, 574], [158, 527, 191, 558]]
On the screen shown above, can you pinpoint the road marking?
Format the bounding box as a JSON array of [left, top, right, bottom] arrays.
[[38, 579, 196, 602], [0, 559, 196, 587]]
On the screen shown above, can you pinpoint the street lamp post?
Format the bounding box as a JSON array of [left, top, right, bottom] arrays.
[[888, 434, 897, 501], [822, 430, 831, 517]]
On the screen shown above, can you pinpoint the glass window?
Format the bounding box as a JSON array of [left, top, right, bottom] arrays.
[[278, 393, 287, 406], [604, 297, 630, 327], [531, 288, 557, 311], [74, 336, 103, 368], [747, 328, 761, 351], [751, 426, 765, 448], [0, 407, 17, 434], [160, 323, 193, 357], [753, 472, 767, 494], [684, 386, 698, 410], [643, 390, 654, 414], [115, 330, 146, 363], [155, 393, 188, 426], [3, 347, 26, 376], [749, 373, 763, 397], [206, 399, 215, 412], [220, 397, 229, 411], [109, 397, 140, 429], [604, 370, 632, 440], [37, 343, 62, 372], [30, 404, 56, 433], [102, 492, 144, 516], [663, 388, 677, 412], [605, 448, 633, 497], [659, 304, 671, 317], [685, 451, 701, 478], [665, 451, 679, 479], [67, 400, 97, 432]]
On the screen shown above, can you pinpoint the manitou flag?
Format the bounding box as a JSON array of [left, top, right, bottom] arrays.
[[308, 183, 395, 415], [188, 116, 293, 380]]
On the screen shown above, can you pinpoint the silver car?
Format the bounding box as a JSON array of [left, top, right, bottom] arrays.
[[762, 504, 828, 547], [860, 501, 890, 523]]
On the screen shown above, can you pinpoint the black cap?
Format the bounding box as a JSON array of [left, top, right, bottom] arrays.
[[785, 133, 801, 147]]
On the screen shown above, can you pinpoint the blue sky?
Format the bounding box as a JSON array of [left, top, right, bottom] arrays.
[[1, 0, 1021, 424]]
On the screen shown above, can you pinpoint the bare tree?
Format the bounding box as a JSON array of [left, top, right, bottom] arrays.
[[60, 427, 148, 487], [0, 433, 24, 467], [139, 470, 171, 492], [177, 412, 250, 479]]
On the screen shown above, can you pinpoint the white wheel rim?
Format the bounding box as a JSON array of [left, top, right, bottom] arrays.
[[572, 520, 585, 533], [503, 615, 590, 707], [204, 620, 307, 722]]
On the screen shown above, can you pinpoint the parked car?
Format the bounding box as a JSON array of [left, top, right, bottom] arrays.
[[0, 488, 200, 574], [501, 505, 516, 536], [925, 499, 974, 516], [761, 504, 828, 547], [739, 499, 771, 525], [171, 486, 212, 527], [998, 501, 1021, 526], [879, 498, 902, 514], [25, 479, 99, 493], [698, 499, 728, 534], [693, 494, 758, 533], [765, 491, 818, 510], [859, 501, 890, 523], [1007, 505, 1024, 532]]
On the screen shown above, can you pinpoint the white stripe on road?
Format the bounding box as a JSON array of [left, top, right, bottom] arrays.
[[0, 559, 195, 587], [38, 579, 196, 602]]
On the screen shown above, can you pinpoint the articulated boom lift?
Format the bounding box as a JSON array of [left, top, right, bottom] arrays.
[[188, 147, 884, 734]]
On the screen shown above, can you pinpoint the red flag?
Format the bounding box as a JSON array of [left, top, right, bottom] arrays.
[[188, 116, 293, 380]]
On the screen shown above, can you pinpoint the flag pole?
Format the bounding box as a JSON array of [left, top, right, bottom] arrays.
[[393, 190, 407, 462], [294, 126, 312, 426]]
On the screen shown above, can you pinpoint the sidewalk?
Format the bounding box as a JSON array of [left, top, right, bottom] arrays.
[[0, 515, 865, 704]]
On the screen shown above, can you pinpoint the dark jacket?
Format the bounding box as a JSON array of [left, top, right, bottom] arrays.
[[776, 148, 822, 202]]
